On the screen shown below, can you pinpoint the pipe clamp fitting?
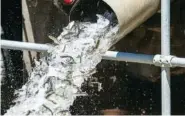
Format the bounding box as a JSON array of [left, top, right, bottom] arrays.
[[153, 55, 175, 67]]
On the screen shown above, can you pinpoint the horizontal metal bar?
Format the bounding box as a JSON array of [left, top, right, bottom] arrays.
[[103, 51, 154, 65], [171, 57, 185, 68], [104, 52, 185, 68], [1, 40, 51, 52], [1, 40, 185, 67]]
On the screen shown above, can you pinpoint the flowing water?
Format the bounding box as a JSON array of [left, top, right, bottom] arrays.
[[4, 15, 119, 115]]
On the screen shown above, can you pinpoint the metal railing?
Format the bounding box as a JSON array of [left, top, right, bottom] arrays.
[[1, 40, 185, 68], [161, 0, 171, 115], [1, 0, 184, 115]]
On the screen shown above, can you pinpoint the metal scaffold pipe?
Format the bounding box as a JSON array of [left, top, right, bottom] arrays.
[[1, 40, 51, 52], [161, 0, 171, 115], [171, 57, 185, 68], [1, 40, 185, 68], [103, 51, 154, 65]]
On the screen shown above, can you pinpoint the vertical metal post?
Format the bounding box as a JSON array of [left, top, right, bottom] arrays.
[[161, 0, 171, 115]]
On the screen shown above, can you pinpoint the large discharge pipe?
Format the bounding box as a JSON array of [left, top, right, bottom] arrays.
[[70, 0, 160, 44], [102, 0, 160, 43]]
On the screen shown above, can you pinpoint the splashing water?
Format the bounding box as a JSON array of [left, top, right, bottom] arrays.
[[4, 15, 119, 115]]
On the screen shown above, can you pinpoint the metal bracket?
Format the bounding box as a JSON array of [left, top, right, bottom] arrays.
[[153, 54, 176, 67]]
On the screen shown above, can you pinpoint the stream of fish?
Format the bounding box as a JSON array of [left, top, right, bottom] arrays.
[[5, 15, 119, 115]]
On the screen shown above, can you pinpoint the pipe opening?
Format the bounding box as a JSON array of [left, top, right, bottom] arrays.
[[69, 0, 118, 26]]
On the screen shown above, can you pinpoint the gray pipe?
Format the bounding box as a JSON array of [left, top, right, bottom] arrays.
[[103, 51, 154, 65], [1, 40, 52, 52], [1, 40, 185, 68], [104, 51, 185, 68], [171, 57, 185, 68], [161, 0, 171, 115]]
